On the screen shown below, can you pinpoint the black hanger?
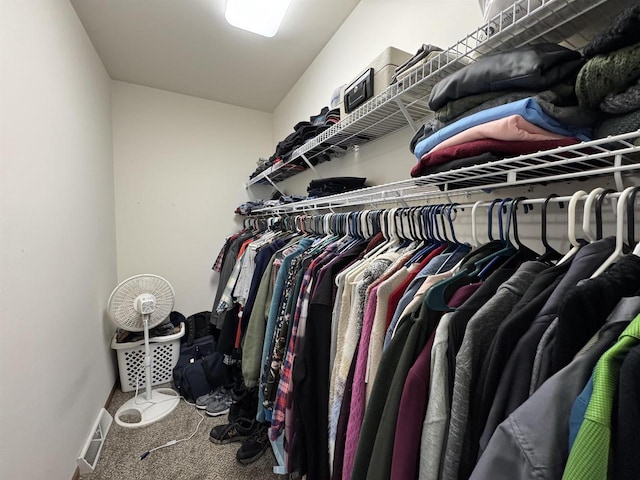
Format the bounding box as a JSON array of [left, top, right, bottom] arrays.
[[446, 203, 460, 244], [595, 189, 616, 240], [407, 208, 417, 241], [394, 208, 409, 242], [435, 205, 448, 243], [537, 194, 564, 263], [487, 199, 503, 241], [432, 205, 445, 242], [421, 206, 432, 241], [508, 196, 540, 258]]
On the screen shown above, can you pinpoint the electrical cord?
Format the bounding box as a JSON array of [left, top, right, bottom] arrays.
[[128, 355, 206, 460], [139, 399, 204, 460]]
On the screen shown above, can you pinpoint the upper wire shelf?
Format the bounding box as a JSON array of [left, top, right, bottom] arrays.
[[245, 0, 635, 188], [249, 131, 640, 214]]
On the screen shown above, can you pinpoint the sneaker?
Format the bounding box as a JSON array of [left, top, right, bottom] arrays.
[[195, 388, 221, 410], [205, 387, 233, 417], [209, 417, 256, 444], [236, 423, 270, 465]]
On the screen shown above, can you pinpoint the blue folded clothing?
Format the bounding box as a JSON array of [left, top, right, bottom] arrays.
[[413, 97, 592, 159]]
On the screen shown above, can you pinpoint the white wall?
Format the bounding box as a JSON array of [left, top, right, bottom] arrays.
[[111, 82, 273, 316], [270, 0, 483, 196], [0, 1, 117, 479]]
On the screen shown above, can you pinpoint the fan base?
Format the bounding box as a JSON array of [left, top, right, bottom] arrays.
[[114, 388, 180, 428]]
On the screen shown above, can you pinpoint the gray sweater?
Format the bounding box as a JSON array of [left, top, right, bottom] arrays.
[[441, 261, 548, 480]]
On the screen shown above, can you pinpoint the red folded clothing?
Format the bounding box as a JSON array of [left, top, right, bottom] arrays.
[[411, 137, 581, 177]]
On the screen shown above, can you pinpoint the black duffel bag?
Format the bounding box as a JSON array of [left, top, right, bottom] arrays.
[[172, 335, 225, 401]]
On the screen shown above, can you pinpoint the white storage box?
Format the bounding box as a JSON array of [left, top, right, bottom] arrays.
[[340, 46, 413, 117], [111, 322, 185, 392]]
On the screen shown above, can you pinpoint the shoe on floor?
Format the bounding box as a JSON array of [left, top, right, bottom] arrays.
[[209, 417, 256, 445], [195, 387, 222, 410], [206, 387, 233, 417], [236, 423, 270, 465]]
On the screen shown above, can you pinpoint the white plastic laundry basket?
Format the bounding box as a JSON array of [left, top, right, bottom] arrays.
[[111, 322, 185, 393]]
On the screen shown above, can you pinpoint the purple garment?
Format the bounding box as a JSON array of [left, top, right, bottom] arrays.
[[333, 344, 359, 480], [448, 282, 484, 308], [342, 285, 380, 479], [390, 329, 437, 480]]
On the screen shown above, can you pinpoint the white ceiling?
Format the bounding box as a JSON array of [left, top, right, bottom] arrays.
[[71, 0, 361, 112]]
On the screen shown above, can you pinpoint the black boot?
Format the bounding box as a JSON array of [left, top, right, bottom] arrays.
[[228, 385, 258, 423]]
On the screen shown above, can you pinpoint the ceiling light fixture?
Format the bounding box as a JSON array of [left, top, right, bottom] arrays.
[[225, 0, 293, 38]]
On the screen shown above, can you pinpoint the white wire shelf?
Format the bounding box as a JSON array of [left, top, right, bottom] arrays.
[[248, 131, 640, 214], [245, 0, 636, 188]]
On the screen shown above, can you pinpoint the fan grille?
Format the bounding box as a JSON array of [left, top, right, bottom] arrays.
[[108, 274, 175, 331]]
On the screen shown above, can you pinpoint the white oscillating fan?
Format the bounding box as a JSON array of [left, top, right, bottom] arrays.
[[107, 274, 179, 428]]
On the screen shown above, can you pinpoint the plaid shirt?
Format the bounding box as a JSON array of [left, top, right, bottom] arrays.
[[262, 254, 305, 407], [270, 242, 340, 438], [212, 234, 238, 272]]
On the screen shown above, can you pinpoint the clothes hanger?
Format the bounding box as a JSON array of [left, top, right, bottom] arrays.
[[468, 198, 515, 275], [470, 201, 483, 249], [536, 194, 564, 264], [365, 210, 379, 239], [445, 203, 461, 245], [365, 209, 396, 258], [486, 198, 503, 242], [445, 201, 482, 273], [591, 186, 635, 278], [394, 208, 413, 249], [503, 196, 541, 263], [438, 203, 463, 254], [425, 198, 513, 311], [476, 197, 526, 278], [582, 187, 605, 243], [405, 206, 440, 265], [595, 189, 616, 240], [557, 190, 587, 266], [433, 203, 472, 274], [415, 207, 426, 241], [626, 186, 639, 250], [407, 207, 421, 241], [401, 208, 421, 250]]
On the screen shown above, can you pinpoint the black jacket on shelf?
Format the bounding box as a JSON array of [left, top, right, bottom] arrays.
[[428, 43, 583, 111]]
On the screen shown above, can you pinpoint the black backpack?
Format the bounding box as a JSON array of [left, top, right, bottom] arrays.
[[172, 335, 225, 401], [183, 311, 216, 347]]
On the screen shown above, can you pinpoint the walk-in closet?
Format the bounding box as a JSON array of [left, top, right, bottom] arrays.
[[1, 1, 639, 479]]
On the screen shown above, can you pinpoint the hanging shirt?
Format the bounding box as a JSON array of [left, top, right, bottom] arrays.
[[614, 342, 640, 480], [257, 238, 313, 423], [562, 314, 640, 480], [292, 244, 365, 480], [471, 297, 640, 480], [441, 261, 547, 480], [480, 237, 615, 450], [418, 312, 454, 480]]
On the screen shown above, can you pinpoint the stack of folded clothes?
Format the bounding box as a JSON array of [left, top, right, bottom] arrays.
[[410, 43, 600, 178], [577, 3, 640, 144], [235, 193, 308, 215], [249, 107, 348, 179], [307, 177, 367, 198], [235, 200, 280, 215]]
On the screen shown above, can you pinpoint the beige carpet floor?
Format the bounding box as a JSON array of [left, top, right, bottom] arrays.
[[80, 386, 279, 480]]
